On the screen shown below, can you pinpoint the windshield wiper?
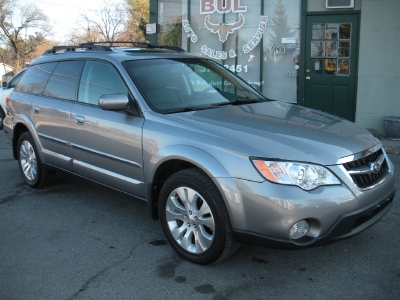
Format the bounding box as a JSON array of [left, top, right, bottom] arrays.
[[166, 105, 211, 113], [212, 99, 261, 107]]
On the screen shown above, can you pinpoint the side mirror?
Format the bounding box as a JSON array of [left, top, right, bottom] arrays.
[[2, 81, 7, 88], [98, 94, 129, 111]]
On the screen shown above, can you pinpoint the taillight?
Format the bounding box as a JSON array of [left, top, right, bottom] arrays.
[[5, 92, 12, 106]]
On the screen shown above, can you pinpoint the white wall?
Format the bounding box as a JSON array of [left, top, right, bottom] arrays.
[[355, 0, 400, 133]]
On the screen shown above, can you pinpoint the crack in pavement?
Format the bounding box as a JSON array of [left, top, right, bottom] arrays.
[[66, 240, 148, 299]]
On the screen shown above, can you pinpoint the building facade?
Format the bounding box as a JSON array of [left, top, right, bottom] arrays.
[[149, 0, 400, 133]]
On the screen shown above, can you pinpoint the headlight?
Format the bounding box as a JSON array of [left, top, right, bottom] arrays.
[[252, 160, 340, 190]]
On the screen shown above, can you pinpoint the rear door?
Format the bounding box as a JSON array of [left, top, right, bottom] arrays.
[[15, 61, 83, 170], [70, 60, 145, 196]]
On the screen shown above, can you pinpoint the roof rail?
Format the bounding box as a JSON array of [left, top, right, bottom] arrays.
[[79, 41, 154, 48], [80, 41, 186, 52], [43, 45, 79, 54], [42, 41, 186, 55], [42, 44, 112, 55]]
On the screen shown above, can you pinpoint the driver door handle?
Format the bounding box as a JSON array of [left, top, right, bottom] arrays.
[[75, 114, 85, 125]]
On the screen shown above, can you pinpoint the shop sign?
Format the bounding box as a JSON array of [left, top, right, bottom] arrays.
[[183, 0, 269, 60], [270, 46, 285, 54], [282, 37, 296, 44], [146, 23, 157, 35]]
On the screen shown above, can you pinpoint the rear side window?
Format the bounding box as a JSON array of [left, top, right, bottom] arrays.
[[43, 61, 84, 101], [78, 60, 127, 106], [15, 63, 57, 94]]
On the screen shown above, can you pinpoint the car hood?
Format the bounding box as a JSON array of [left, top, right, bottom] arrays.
[[169, 101, 380, 165]]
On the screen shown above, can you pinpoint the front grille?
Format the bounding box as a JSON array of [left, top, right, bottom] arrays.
[[342, 148, 388, 188]]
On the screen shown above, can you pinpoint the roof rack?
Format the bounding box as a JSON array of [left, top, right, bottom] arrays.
[[42, 41, 186, 55], [79, 41, 153, 48], [80, 41, 186, 52], [43, 46, 79, 54]]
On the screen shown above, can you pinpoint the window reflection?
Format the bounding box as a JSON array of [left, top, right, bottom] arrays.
[[338, 42, 350, 57], [339, 24, 351, 39], [324, 59, 337, 75], [338, 59, 350, 75], [325, 41, 337, 57], [311, 41, 323, 57], [325, 23, 338, 39], [312, 23, 324, 39]]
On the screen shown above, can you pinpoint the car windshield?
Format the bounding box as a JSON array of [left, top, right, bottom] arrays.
[[123, 58, 266, 113]]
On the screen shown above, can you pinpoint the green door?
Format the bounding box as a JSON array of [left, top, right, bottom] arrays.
[[304, 14, 359, 121]]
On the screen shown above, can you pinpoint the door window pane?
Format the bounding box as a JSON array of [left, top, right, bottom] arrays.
[[311, 41, 323, 57], [312, 23, 325, 39], [338, 42, 350, 57], [311, 59, 323, 74], [78, 61, 128, 105], [325, 23, 338, 39], [324, 59, 336, 75], [325, 41, 337, 57], [339, 23, 351, 39], [43, 61, 84, 100], [338, 59, 350, 75]]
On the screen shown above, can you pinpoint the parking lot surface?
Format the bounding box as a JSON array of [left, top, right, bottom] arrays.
[[0, 132, 399, 300]]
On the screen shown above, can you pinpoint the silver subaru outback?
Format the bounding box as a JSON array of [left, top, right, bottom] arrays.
[[2, 42, 396, 264]]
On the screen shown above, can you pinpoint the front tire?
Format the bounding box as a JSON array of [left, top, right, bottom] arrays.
[[159, 168, 239, 264], [17, 132, 55, 188]]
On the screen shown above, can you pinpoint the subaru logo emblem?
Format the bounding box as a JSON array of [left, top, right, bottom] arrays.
[[369, 162, 381, 174]]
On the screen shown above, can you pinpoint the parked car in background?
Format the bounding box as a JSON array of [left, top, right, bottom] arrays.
[[2, 42, 396, 264], [0, 68, 26, 130]]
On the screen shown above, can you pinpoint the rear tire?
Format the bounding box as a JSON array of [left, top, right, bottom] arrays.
[[17, 132, 56, 188], [159, 168, 240, 264]]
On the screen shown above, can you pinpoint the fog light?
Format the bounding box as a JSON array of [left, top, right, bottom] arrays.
[[289, 220, 310, 240]]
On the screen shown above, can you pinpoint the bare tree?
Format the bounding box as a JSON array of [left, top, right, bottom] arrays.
[[0, 0, 49, 71], [66, 21, 103, 45], [80, 0, 127, 42]]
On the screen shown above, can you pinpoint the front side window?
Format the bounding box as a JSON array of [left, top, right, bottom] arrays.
[[15, 63, 57, 94], [124, 58, 265, 113], [78, 60, 128, 105]]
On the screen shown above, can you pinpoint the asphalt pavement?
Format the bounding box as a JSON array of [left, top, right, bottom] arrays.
[[0, 131, 399, 300]]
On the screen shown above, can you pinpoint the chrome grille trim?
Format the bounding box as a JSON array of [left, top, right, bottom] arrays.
[[337, 143, 381, 164], [342, 148, 388, 189]]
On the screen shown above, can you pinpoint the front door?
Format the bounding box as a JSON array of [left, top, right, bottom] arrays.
[[304, 14, 359, 121], [70, 60, 146, 197]]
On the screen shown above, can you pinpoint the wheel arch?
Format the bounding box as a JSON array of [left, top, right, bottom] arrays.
[[12, 115, 43, 162], [146, 145, 237, 221]]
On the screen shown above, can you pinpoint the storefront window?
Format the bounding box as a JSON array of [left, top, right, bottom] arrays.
[[157, 0, 301, 103]]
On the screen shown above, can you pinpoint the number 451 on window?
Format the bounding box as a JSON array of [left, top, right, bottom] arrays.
[[224, 65, 248, 73]]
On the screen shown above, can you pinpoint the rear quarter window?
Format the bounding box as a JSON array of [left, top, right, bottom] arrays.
[[15, 63, 58, 95]]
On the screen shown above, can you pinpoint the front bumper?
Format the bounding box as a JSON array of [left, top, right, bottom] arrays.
[[233, 192, 394, 249], [216, 159, 396, 248]]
